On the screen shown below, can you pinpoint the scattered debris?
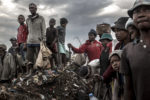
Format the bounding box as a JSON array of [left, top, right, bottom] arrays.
[[0, 66, 92, 100]]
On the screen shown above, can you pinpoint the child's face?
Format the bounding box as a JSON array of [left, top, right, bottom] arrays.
[[11, 40, 17, 46], [18, 16, 25, 24], [0, 48, 5, 57], [110, 55, 120, 71], [88, 34, 96, 41], [127, 26, 138, 40], [101, 39, 111, 46], [49, 20, 55, 26], [114, 28, 129, 42]]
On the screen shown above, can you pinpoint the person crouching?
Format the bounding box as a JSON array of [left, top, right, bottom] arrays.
[[0, 44, 16, 85]]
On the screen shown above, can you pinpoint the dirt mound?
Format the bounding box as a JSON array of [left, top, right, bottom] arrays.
[[0, 66, 92, 100]]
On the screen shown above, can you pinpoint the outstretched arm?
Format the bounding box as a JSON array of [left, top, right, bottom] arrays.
[[68, 43, 86, 53]]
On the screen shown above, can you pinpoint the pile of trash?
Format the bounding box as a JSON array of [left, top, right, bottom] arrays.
[[0, 66, 91, 100]]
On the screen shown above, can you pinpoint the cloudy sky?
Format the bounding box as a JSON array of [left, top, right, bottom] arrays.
[[0, 0, 135, 49]]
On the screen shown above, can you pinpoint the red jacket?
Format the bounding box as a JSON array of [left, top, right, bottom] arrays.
[[72, 40, 102, 62], [17, 24, 28, 44]]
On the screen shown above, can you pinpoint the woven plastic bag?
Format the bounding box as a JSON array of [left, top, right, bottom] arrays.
[[35, 42, 52, 69]]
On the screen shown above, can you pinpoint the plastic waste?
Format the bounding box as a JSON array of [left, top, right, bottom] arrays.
[[42, 75, 48, 81], [89, 93, 98, 100], [39, 94, 45, 100], [88, 59, 101, 76], [88, 59, 100, 67]]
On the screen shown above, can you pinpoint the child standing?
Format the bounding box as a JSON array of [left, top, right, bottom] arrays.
[[109, 50, 123, 100]]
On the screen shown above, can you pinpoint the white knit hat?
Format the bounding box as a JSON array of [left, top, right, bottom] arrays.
[[109, 50, 122, 60], [125, 18, 134, 30]]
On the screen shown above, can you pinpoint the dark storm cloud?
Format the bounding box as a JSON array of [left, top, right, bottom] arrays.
[[52, 0, 113, 45], [13, 0, 70, 7], [17, 6, 27, 12], [11, 0, 115, 27], [52, 0, 112, 26], [114, 0, 135, 9], [12, 0, 113, 42], [0, 16, 18, 47], [0, 16, 17, 30], [1, 0, 135, 48]]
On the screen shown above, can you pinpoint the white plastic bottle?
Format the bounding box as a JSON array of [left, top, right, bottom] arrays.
[[89, 93, 98, 100]]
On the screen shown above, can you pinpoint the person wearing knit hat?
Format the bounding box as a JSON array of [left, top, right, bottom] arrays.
[[125, 18, 140, 42], [8, 37, 19, 57], [121, 0, 150, 100], [0, 44, 7, 58], [0, 43, 16, 83], [8, 37, 21, 76], [88, 29, 97, 37], [109, 50, 122, 63], [68, 29, 102, 62], [93, 50, 123, 100], [0, 44, 7, 51], [109, 50, 123, 100], [109, 50, 122, 74]]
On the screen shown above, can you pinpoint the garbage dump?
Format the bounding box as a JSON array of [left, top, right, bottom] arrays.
[[0, 65, 92, 100]]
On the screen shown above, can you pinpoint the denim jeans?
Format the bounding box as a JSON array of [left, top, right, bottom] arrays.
[[19, 43, 26, 61]]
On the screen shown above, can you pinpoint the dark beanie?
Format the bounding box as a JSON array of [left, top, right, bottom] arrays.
[[88, 29, 97, 37]]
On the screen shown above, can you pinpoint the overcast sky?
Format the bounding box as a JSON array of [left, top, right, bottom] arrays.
[[0, 0, 135, 49]]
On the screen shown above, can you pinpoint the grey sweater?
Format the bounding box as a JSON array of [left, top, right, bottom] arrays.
[[1, 53, 16, 80], [26, 14, 46, 44]]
